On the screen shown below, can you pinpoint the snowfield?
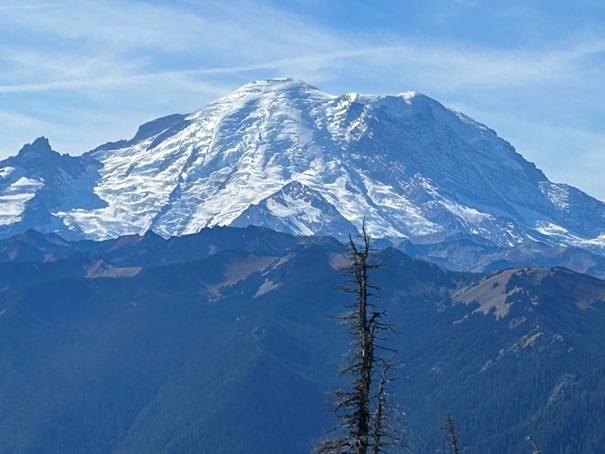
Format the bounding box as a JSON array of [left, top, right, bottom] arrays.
[[1, 78, 604, 256]]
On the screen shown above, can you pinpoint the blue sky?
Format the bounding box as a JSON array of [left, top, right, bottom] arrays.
[[1, 0, 604, 200]]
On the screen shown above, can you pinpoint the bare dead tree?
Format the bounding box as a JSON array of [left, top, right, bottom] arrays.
[[445, 413, 460, 454], [316, 223, 405, 454]]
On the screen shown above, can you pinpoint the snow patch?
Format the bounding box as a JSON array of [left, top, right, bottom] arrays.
[[254, 279, 282, 297], [0, 166, 16, 179], [540, 182, 570, 211], [0, 177, 44, 225]]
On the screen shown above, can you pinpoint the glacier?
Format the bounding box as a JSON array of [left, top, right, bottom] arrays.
[[1, 78, 604, 256]]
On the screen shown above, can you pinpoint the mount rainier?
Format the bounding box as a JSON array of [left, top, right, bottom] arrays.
[[1, 78, 604, 260]]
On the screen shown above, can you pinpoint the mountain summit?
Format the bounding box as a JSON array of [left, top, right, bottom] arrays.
[[1, 78, 604, 254]]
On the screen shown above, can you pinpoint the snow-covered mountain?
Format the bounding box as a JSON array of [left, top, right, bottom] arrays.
[[1, 78, 604, 254]]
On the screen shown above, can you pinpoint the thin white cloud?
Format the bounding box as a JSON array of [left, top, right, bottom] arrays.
[[2, 0, 603, 97], [0, 3, 58, 9], [2, 36, 603, 94], [1, 0, 347, 60], [0, 0, 604, 199], [0, 0, 358, 94]]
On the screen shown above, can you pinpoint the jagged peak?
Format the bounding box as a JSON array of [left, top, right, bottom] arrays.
[[5, 136, 99, 178], [17, 137, 55, 158], [8, 137, 71, 167]]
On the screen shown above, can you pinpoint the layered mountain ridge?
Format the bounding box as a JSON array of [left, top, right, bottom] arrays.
[[1, 78, 604, 257], [1, 226, 604, 453]]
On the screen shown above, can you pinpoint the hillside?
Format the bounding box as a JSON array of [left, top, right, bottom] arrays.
[[0, 228, 603, 453]]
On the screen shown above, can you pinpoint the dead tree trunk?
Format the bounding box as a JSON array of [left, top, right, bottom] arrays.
[[316, 223, 404, 454]]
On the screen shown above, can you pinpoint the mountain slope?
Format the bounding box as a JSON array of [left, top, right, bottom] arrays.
[[0, 228, 604, 453], [0, 138, 105, 238], [1, 79, 604, 256]]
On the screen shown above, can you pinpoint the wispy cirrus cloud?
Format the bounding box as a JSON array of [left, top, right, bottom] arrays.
[[3, 37, 604, 94], [2, 0, 603, 95], [0, 3, 58, 9], [0, 0, 604, 198]]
